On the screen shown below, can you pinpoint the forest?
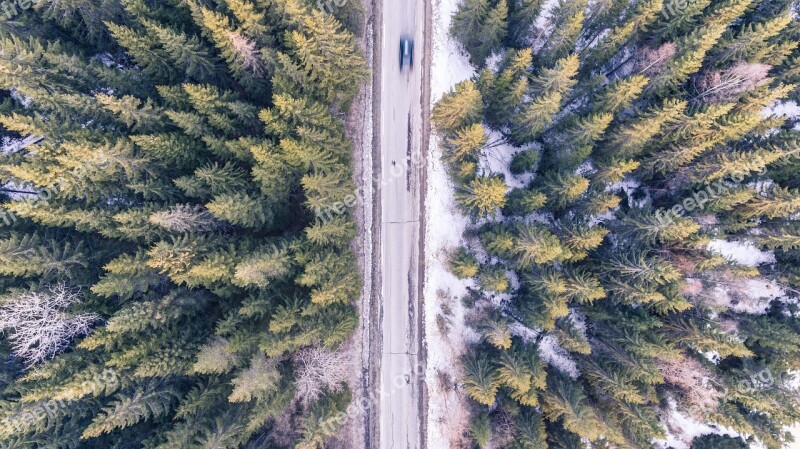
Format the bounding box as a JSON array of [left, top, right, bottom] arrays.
[[433, 0, 800, 447], [0, 0, 366, 448]]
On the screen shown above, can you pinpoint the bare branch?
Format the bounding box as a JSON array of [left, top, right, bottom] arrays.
[[0, 282, 99, 367], [293, 345, 351, 406]]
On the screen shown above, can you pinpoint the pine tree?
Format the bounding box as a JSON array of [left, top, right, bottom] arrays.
[[514, 410, 548, 449], [449, 247, 480, 279], [199, 7, 267, 94], [462, 354, 501, 406], [95, 94, 165, 132], [141, 19, 219, 82], [650, 0, 714, 41], [620, 209, 701, 244], [485, 49, 531, 127], [511, 91, 564, 144], [81, 381, 180, 439], [539, 0, 586, 65], [433, 80, 484, 132], [451, 0, 491, 65], [474, 0, 509, 64], [504, 188, 548, 216], [510, 149, 540, 174], [647, 0, 755, 94], [287, 10, 368, 106], [581, 0, 663, 71], [690, 143, 800, 183], [541, 173, 590, 209], [469, 412, 492, 448], [601, 98, 687, 159], [710, 14, 794, 66], [478, 264, 511, 292], [507, 0, 543, 47], [457, 176, 508, 217], [445, 123, 488, 162], [514, 224, 564, 266], [742, 187, 800, 219], [541, 372, 604, 441], [105, 22, 176, 82]]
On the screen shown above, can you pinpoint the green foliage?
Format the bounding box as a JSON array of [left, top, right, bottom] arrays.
[[457, 176, 508, 217], [0, 1, 365, 447], [510, 149, 540, 174], [451, 0, 509, 65], [433, 80, 485, 132], [462, 353, 501, 406], [691, 434, 749, 449], [449, 247, 480, 279], [441, 0, 800, 447], [470, 411, 492, 448]]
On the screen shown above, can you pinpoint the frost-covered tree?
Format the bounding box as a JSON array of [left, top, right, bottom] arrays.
[[0, 283, 98, 367]]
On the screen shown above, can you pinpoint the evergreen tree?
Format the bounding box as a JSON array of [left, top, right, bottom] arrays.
[[432, 80, 485, 132], [457, 176, 508, 217], [463, 353, 501, 406]]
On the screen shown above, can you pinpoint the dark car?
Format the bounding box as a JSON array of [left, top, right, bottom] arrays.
[[400, 36, 414, 70]]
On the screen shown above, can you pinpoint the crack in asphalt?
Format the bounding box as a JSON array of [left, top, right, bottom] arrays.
[[390, 408, 396, 449]]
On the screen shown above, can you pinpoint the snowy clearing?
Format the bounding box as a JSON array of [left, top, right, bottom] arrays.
[[707, 239, 776, 267]]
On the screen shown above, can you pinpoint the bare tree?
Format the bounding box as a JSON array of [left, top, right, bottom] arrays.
[[656, 354, 723, 416], [227, 31, 265, 75], [635, 42, 677, 77], [293, 346, 351, 406], [0, 283, 99, 367], [695, 61, 771, 103]]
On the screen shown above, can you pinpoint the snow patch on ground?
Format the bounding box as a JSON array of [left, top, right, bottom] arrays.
[[614, 177, 651, 208], [426, 0, 479, 446], [509, 322, 541, 342], [478, 130, 535, 190], [430, 0, 475, 104], [707, 239, 776, 267], [707, 277, 786, 314], [538, 334, 580, 379], [765, 100, 800, 130], [765, 100, 800, 119], [655, 398, 742, 449], [425, 129, 477, 449]]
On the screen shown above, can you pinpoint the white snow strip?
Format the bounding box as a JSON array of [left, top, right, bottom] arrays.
[[425, 0, 479, 446], [538, 334, 580, 379], [707, 239, 776, 267]]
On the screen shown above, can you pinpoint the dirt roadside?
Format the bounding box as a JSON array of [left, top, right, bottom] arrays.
[[417, 0, 432, 446], [340, 0, 379, 447], [367, 0, 382, 447]]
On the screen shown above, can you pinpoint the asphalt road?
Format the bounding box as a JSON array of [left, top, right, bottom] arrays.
[[377, 0, 425, 446]]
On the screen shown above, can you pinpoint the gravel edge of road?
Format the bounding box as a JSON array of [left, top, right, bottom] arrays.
[[417, 0, 433, 446], [368, 0, 383, 446]]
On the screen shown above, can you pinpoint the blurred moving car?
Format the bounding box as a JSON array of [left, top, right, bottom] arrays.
[[400, 36, 414, 70]]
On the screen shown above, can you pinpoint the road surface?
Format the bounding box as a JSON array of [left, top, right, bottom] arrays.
[[376, 0, 426, 447]]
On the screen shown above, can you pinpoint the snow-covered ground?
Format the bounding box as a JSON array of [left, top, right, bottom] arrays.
[[425, 0, 477, 446], [478, 130, 536, 190], [707, 239, 776, 267], [655, 398, 745, 449]]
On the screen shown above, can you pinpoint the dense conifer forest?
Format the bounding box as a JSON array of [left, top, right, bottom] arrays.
[[0, 0, 366, 447], [435, 0, 800, 447]]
